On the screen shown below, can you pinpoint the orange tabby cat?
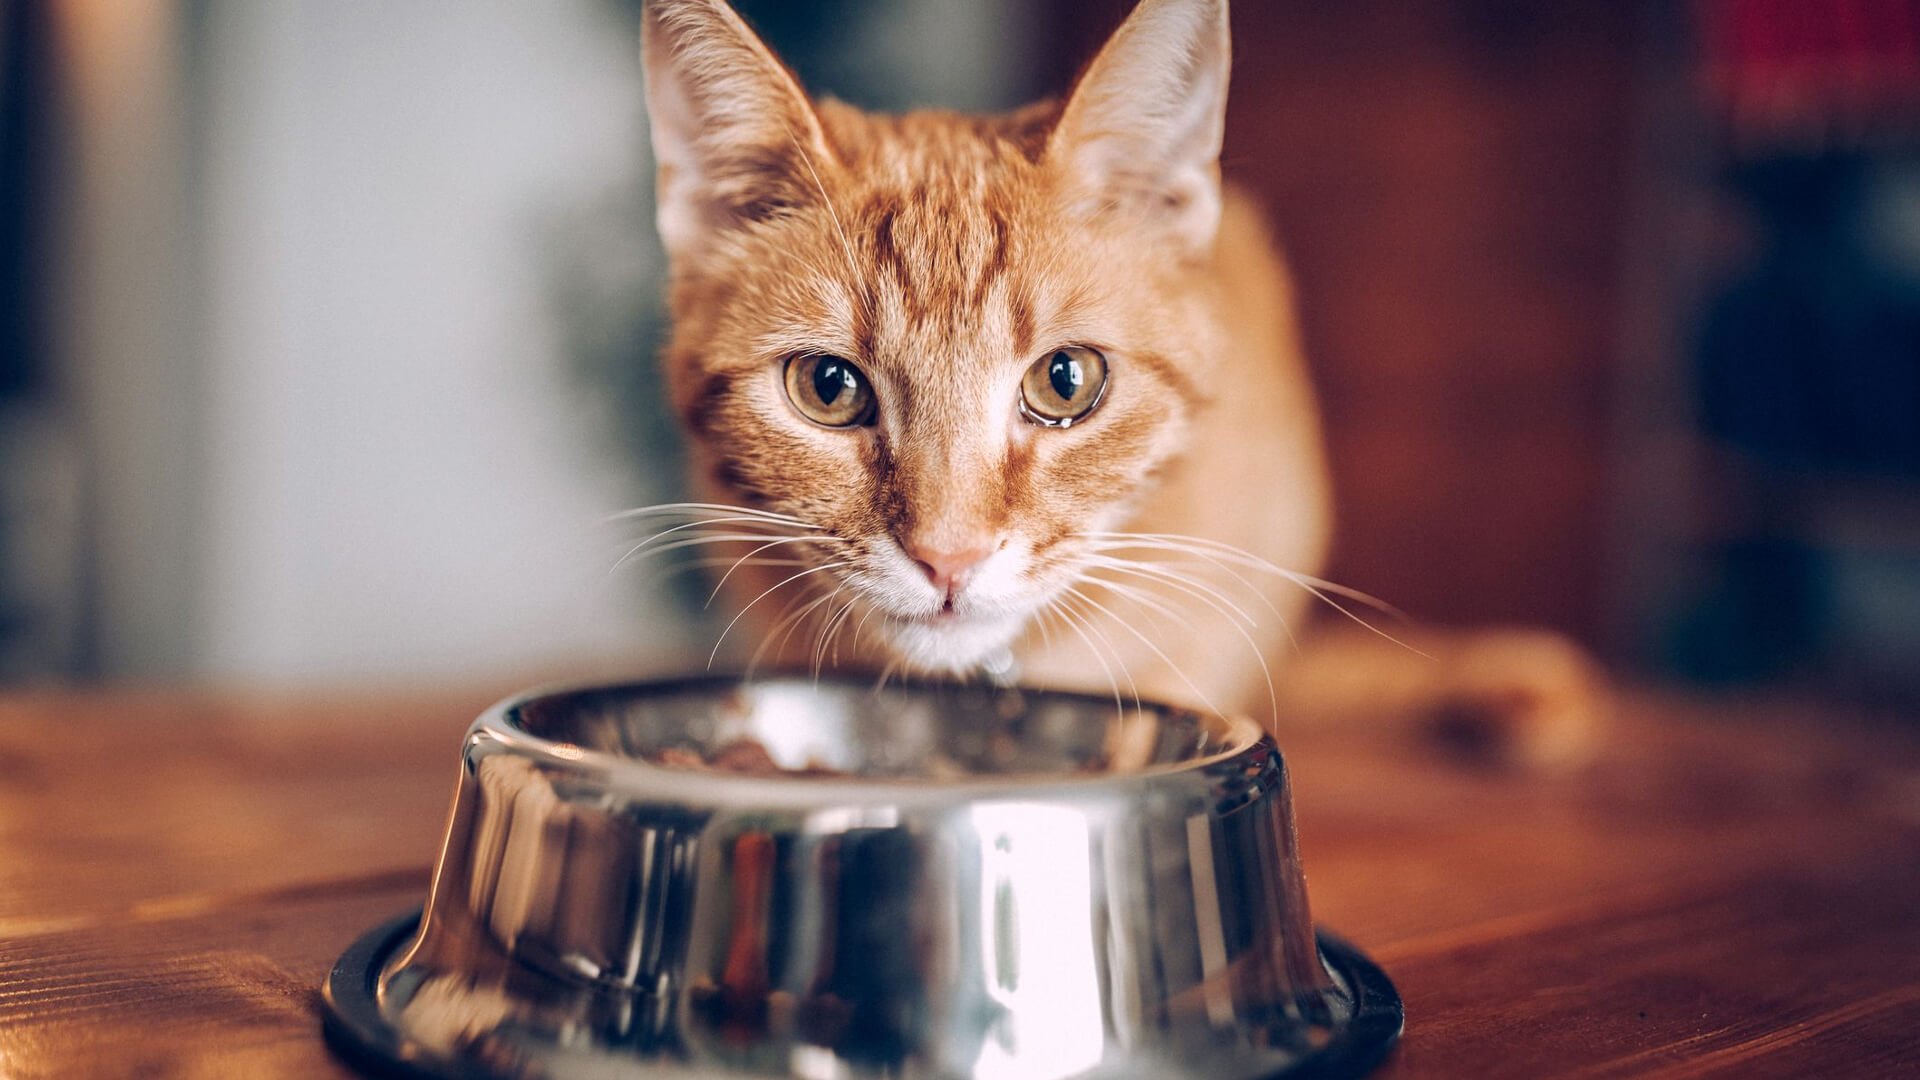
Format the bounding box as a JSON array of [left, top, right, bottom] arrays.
[[634, 0, 1599, 766]]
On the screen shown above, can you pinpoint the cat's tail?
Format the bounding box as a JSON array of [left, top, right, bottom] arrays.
[[1273, 623, 1608, 769]]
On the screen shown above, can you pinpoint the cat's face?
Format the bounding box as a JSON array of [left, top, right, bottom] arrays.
[[644, 0, 1231, 673]]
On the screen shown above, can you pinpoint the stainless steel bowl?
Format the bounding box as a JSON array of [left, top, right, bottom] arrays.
[[324, 676, 1400, 1079]]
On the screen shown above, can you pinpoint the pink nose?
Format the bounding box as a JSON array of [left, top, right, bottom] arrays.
[[906, 538, 997, 598]]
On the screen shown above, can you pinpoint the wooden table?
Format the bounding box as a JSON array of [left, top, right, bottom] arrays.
[[0, 684, 1915, 1078]]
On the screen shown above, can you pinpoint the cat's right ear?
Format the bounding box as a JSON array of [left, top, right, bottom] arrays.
[[1049, 0, 1231, 256], [641, 0, 832, 262]]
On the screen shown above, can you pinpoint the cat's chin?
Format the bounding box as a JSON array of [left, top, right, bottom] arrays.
[[877, 611, 1027, 676]]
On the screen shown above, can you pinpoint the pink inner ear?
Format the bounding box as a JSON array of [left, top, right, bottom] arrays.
[[642, 0, 835, 256], [1047, 0, 1230, 251]]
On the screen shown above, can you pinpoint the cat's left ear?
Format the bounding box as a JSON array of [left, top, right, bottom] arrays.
[[641, 0, 834, 263], [1049, 0, 1231, 255]]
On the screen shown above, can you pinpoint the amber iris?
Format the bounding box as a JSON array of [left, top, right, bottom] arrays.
[[1020, 346, 1109, 426], [785, 354, 877, 428]]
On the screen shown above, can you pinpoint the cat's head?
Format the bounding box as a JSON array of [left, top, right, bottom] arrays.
[[643, 0, 1232, 673]]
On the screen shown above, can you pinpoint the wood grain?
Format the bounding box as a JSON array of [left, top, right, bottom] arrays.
[[0, 686, 1916, 1077]]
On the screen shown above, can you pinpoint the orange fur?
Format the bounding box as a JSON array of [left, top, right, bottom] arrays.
[[639, 0, 1599, 765]]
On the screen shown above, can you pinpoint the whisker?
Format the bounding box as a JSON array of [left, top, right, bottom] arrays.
[[812, 596, 860, 682], [620, 515, 811, 548], [808, 591, 850, 683], [709, 562, 850, 670], [788, 129, 863, 286], [1082, 568, 1281, 722], [1275, 569, 1415, 623], [850, 602, 883, 659], [1079, 594, 1144, 715], [603, 508, 865, 667], [1054, 591, 1135, 717], [1068, 586, 1222, 717], [1080, 556, 1258, 629], [644, 554, 811, 588], [1279, 575, 1433, 659], [677, 554, 811, 569], [1030, 598, 1060, 652], [1086, 531, 1409, 620], [1084, 541, 1286, 622], [705, 535, 844, 607], [1082, 530, 1423, 657], [826, 596, 863, 670], [1078, 575, 1201, 638], [607, 501, 817, 527], [807, 590, 842, 679], [610, 530, 834, 575], [745, 589, 815, 677], [748, 586, 841, 679], [1099, 556, 1300, 658], [1032, 594, 1095, 696]]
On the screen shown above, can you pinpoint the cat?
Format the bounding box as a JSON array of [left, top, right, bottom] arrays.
[[630, 0, 1601, 768]]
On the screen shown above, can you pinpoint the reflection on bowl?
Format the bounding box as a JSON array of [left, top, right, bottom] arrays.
[[323, 676, 1401, 1079]]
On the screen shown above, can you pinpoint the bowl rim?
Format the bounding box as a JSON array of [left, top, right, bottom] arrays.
[[468, 673, 1276, 808]]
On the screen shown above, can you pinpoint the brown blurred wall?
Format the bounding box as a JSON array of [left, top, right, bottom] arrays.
[[1050, 1, 1639, 647]]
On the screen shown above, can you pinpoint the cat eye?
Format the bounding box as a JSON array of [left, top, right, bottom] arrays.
[[1019, 346, 1109, 427], [784, 354, 877, 428]]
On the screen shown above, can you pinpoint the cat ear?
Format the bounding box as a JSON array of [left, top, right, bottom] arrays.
[[1049, 0, 1231, 254], [641, 0, 834, 260]]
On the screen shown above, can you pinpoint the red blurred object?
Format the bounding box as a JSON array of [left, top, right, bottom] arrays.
[[1698, 0, 1920, 143]]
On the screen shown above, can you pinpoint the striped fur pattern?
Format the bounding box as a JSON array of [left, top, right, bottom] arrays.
[[642, 0, 1331, 707]]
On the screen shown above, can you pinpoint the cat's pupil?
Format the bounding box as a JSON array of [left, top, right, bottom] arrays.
[[1049, 353, 1082, 401], [814, 358, 852, 406]]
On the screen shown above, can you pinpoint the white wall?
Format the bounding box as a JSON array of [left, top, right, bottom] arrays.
[[198, 0, 678, 681], [54, 0, 1038, 685]]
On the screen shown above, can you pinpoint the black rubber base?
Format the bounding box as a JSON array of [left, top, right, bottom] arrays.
[[323, 911, 1402, 1079]]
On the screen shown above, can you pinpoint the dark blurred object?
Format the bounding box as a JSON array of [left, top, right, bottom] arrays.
[[1689, 1, 1920, 479], [0, 0, 85, 680], [1624, 2, 1920, 699], [729, 0, 1046, 112], [1699, 0, 1920, 151], [5, 0, 1912, 698], [609, 0, 1045, 113], [1053, 1, 1638, 647], [1697, 155, 1920, 474], [1, 0, 51, 404], [1048, 2, 1920, 704]]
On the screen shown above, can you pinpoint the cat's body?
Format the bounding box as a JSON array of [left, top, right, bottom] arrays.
[[639, 0, 1599, 763], [1008, 188, 1329, 712]]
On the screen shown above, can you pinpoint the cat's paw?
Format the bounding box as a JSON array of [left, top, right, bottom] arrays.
[[1278, 623, 1608, 770], [1416, 628, 1605, 770]]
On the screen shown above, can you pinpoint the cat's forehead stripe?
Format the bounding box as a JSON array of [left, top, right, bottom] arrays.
[[860, 193, 1005, 324], [845, 188, 1032, 362]]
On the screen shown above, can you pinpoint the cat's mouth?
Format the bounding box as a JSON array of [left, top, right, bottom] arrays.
[[896, 607, 970, 626], [831, 543, 1042, 673], [871, 604, 1028, 674]]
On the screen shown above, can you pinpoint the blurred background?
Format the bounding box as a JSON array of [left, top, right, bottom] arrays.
[[2, 0, 1917, 704]]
